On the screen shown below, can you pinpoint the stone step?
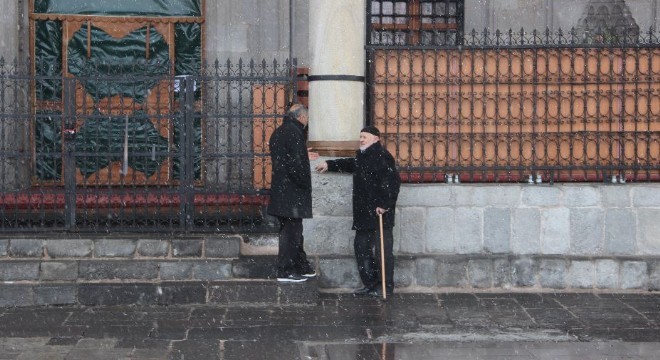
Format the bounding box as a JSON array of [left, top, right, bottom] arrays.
[[1, 279, 319, 307]]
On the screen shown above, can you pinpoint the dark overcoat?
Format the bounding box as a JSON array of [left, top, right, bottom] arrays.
[[326, 142, 400, 230], [267, 116, 312, 219]]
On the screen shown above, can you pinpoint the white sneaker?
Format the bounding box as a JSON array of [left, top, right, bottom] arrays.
[[277, 274, 308, 283]]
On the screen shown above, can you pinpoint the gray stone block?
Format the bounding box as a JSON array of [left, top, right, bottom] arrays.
[[415, 258, 437, 287], [484, 208, 510, 254], [538, 259, 567, 289], [493, 258, 512, 288], [570, 208, 604, 255], [511, 208, 540, 254], [604, 209, 636, 255], [436, 258, 467, 287], [454, 208, 483, 254], [601, 186, 631, 207], [394, 258, 414, 288], [0, 240, 7, 256], [209, 281, 278, 305], [318, 258, 360, 289], [279, 279, 320, 305], [304, 216, 354, 255], [398, 207, 426, 254], [34, 285, 76, 305], [0, 285, 34, 307], [468, 259, 492, 288], [595, 259, 619, 289], [160, 261, 193, 280], [522, 186, 561, 207], [568, 260, 594, 289], [312, 172, 353, 216], [563, 186, 601, 207], [40, 261, 78, 281], [453, 185, 521, 207], [649, 261, 660, 291], [240, 233, 278, 256], [511, 257, 535, 287], [192, 261, 233, 280], [172, 240, 203, 257], [632, 185, 660, 207], [620, 261, 648, 290], [9, 239, 43, 257], [0, 261, 39, 281], [426, 208, 454, 253], [637, 209, 660, 255], [45, 240, 94, 258], [94, 239, 136, 257], [541, 208, 570, 254], [398, 185, 453, 207], [79, 260, 159, 280], [137, 240, 169, 257], [205, 236, 241, 258]]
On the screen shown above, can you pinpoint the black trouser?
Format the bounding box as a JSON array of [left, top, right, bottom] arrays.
[[276, 217, 309, 275], [354, 228, 394, 292]]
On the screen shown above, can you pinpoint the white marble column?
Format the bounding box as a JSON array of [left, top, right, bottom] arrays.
[[307, 0, 365, 156]]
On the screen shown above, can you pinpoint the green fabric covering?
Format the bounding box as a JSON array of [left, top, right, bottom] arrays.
[[34, 111, 63, 180], [175, 23, 202, 76], [34, 0, 201, 16], [74, 112, 169, 177], [35, 21, 63, 101], [67, 26, 170, 102]]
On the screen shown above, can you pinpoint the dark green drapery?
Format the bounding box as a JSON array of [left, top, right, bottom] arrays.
[[67, 25, 170, 102], [74, 112, 169, 177], [34, 0, 202, 17], [33, 0, 203, 181]]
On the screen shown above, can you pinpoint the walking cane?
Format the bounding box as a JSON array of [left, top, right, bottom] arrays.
[[378, 212, 387, 301]]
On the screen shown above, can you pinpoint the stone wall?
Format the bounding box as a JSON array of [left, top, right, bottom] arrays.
[[307, 168, 660, 292]]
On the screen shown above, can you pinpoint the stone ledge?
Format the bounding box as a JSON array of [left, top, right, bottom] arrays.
[[0, 279, 319, 307]]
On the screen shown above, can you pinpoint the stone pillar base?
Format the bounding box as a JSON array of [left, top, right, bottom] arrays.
[[308, 141, 359, 157]]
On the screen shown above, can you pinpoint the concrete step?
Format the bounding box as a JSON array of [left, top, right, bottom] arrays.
[[1, 279, 319, 307]]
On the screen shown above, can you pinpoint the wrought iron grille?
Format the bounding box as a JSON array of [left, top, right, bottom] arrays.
[[366, 28, 660, 183], [0, 58, 296, 232]]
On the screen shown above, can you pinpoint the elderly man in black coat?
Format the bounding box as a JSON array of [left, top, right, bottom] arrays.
[[268, 104, 317, 283], [315, 126, 401, 297]]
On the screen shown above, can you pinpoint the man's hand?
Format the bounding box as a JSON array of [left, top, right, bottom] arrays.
[[315, 161, 328, 173], [376, 207, 388, 215], [308, 147, 319, 161]]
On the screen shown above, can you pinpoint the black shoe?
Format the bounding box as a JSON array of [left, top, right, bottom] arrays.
[[277, 273, 308, 283], [354, 286, 374, 295], [367, 287, 393, 298]]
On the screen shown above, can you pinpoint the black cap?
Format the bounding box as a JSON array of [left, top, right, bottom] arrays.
[[360, 126, 380, 137]]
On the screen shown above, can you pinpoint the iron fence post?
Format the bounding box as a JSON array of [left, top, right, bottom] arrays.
[[63, 77, 76, 229], [178, 75, 196, 231]]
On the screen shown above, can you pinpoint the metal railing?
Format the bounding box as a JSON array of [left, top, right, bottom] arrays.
[[0, 58, 296, 232], [366, 28, 660, 183]]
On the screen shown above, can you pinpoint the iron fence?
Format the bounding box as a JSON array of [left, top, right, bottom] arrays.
[[367, 28, 660, 183], [0, 58, 296, 232]]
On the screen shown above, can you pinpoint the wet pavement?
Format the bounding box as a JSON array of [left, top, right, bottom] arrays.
[[0, 291, 658, 359]]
